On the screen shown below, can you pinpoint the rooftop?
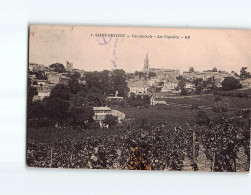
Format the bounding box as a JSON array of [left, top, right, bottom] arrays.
[[93, 106, 112, 111]]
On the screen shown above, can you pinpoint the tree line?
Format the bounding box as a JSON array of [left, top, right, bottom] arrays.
[[28, 68, 129, 128]]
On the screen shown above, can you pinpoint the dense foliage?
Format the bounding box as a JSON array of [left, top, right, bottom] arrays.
[[85, 69, 129, 97], [103, 114, 118, 128], [240, 67, 251, 79], [27, 110, 250, 171], [28, 69, 130, 127], [49, 63, 66, 73], [222, 77, 242, 91]]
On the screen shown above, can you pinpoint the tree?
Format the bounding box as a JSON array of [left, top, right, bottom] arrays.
[[126, 72, 134, 80], [195, 86, 202, 95], [103, 114, 118, 128], [69, 90, 87, 107], [148, 71, 157, 79], [28, 100, 47, 119], [84, 71, 102, 92], [189, 67, 194, 73], [69, 106, 94, 126], [100, 70, 111, 95], [43, 84, 71, 124], [84, 69, 128, 97], [134, 71, 146, 80], [212, 67, 217, 72], [37, 71, 47, 80], [176, 75, 183, 81], [240, 67, 250, 79], [128, 92, 136, 106], [143, 95, 150, 105], [68, 77, 82, 94], [84, 70, 110, 95], [180, 88, 188, 96], [49, 63, 66, 73], [110, 69, 129, 97], [70, 72, 81, 80], [50, 84, 70, 101], [231, 71, 239, 77], [222, 77, 242, 91], [192, 78, 203, 86], [31, 71, 47, 80], [84, 92, 105, 106], [129, 95, 143, 107], [178, 79, 186, 90], [46, 97, 70, 123]]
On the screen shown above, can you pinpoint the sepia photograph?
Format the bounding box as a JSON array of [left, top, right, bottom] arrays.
[[27, 25, 251, 172]]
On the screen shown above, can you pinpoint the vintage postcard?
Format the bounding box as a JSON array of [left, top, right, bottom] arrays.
[[27, 25, 251, 172]]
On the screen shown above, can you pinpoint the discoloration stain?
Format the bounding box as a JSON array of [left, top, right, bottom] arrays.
[[130, 145, 151, 170], [30, 31, 37, 37]]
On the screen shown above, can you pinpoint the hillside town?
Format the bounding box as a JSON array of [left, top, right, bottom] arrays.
[[29, 53, 250, 107], [27, 54, 251, 171]]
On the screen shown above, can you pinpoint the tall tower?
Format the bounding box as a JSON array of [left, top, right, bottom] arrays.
[[143, 53, 149, 72], [66, 61, 73, 72]]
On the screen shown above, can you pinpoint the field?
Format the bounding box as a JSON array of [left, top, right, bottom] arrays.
[[110, 94, 250, 128], [27, 115, 250, 171], [163, 94, 251, 109], [27, 93, 250, 171], [111, 105, 198, 128], [239, 88, 251, 95]]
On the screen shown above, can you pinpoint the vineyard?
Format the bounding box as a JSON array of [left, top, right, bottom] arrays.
[[164, 94, 251, 110], [27, 110, 250, 172]]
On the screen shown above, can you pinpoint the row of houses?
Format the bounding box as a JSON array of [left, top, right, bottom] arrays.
[[127, 69, 235, 97], [29, 71, 71, 101], [29, 61, 75, 101], [183, 70, 235, 83], [29, 63, 45, 72], [127, 75, 196, 97], [29, 61, 74, 72]]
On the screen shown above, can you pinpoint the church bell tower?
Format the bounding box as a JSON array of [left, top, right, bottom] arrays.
[[143, 53, 149, 72]]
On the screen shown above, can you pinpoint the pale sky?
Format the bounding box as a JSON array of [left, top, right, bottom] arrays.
[[29, 25, 251, 73]]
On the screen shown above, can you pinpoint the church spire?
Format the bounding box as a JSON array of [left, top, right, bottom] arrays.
[[143, 53, 149, 72]]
